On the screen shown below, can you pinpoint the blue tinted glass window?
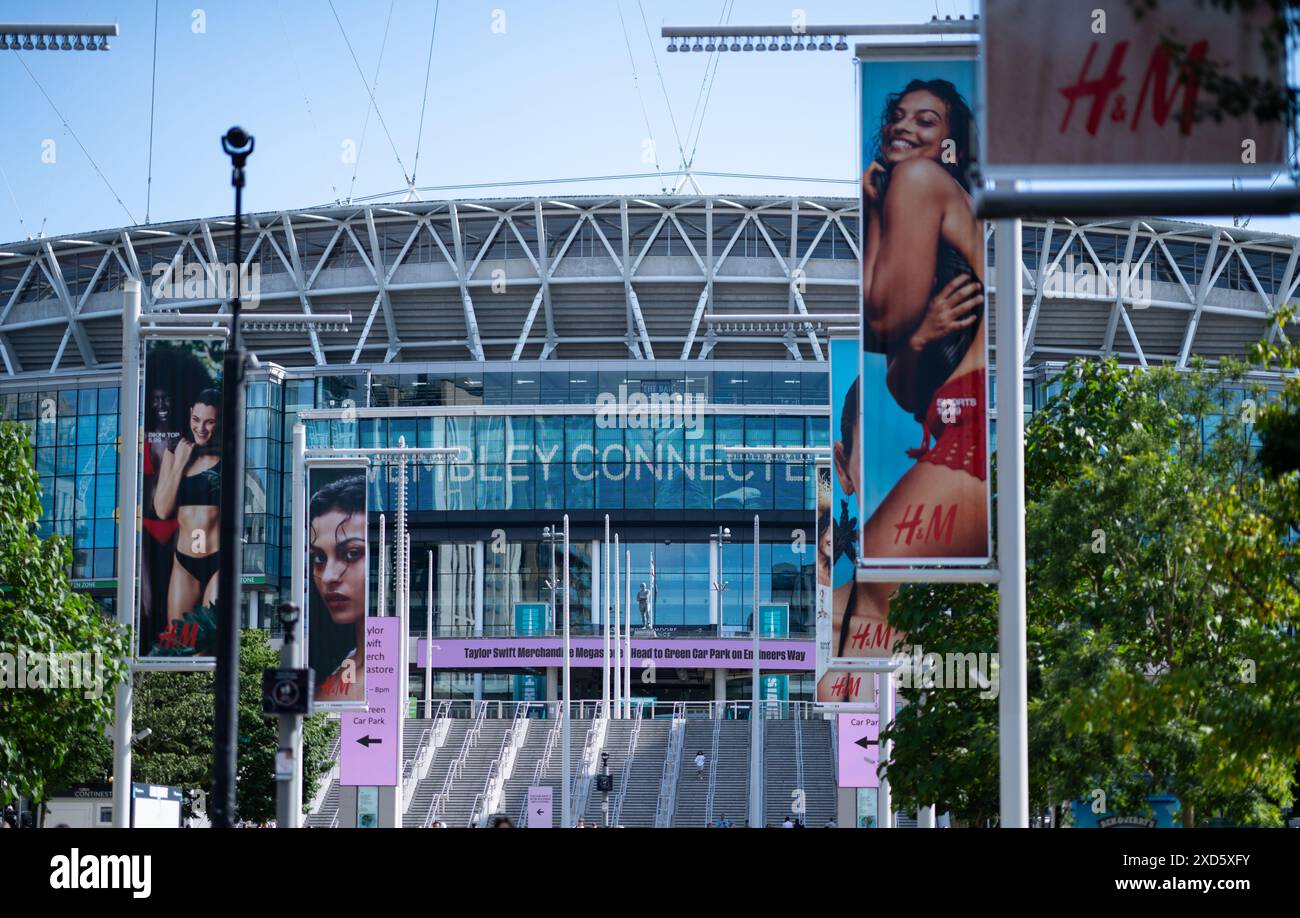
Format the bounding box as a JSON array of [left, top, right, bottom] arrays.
[[97, 414, 118, 443], [745, 416, 775, 447], [507, 464, 533, 510], [540, 372, 569, 405], [476, 416, 505, 462], [802, 370, 828, 406], [776, 416, 804, 448], [566, 458, 593, 509], [712, 371, 744, 405], [57, 416, 76, 446], [477, 464, 505, 510], [512, 371, 540, 405], [95, 444, 115, 474], [483, 372, 511, 405], [76, 415, 96, 445]]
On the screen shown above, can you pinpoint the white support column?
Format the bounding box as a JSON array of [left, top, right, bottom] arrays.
[[285, 423, 307, 828], [425, 550, 433, 718], [708, 535, 720, 627], [112, 279, 141, 829], [624, 549, 632, 720], [878, 671, 893, 829], [995, 215, 1030, 829], [247, 590, 259, 631], [613, 533, 622, 719], [473, 540, 485, 703], [599, 522, 608, 716], [561, 515, 572, 827]]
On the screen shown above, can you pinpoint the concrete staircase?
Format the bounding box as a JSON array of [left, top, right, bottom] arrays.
[[582, 717, 671, 827], [765, 718, 837, 827], [672, 719, 749, 827], [404, 720, 470, 827]]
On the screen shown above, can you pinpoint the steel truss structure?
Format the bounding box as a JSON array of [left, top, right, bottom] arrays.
[[0, 195, 1294, 382]]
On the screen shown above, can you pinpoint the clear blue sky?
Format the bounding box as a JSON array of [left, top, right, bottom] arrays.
[[0, 0, 1293, 244]]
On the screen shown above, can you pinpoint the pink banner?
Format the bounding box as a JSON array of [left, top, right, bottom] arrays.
[[341, 618, 400, 786], [416, 637, 814, 671], [838, 712, 879, 788]]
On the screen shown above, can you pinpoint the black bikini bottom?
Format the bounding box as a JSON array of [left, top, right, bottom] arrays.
[[176, 550, 220, 585]]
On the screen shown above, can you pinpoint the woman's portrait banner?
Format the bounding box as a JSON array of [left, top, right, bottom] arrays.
[[138, 338, 226, 660], [306, 465, 369, 708], [856, 49, 991, 570]]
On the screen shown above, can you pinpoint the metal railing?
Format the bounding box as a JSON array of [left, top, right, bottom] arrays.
[[610, 703, 643, 827], [703, 714, 722, 826], [571, 715, 608, 824], [793, 710, 806, 807], [470, 702, 531, 827], [423, 700, 487, 827], [654, 702, 686, 827], [518, 712, 564, 826], [401, 724, 434, 811]]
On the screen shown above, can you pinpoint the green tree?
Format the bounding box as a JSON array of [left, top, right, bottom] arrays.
[[0, 421, 130, 806], [131, 629, 337, 822], [883, 359, 1297, 826]]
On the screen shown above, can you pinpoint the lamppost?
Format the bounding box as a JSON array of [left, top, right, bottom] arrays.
[[709, 525, 731, 636], [749, 514, 762, 828], [541, 525, 560, 635], [0, 22, 118, 50]]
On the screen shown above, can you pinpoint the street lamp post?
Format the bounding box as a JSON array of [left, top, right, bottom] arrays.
[[212, 127, 254, 829], [560, 515, 571, 827], [749, 514, 762, 828]]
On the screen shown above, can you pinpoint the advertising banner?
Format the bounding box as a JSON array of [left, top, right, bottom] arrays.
[[306, 465, 369, 706], [416, 637, 814, 671], [818, 337, 886, 701], [982, 0, 1286, 178], [838, 712, 880, 789], [857, 45, 990, 570], [340, 617, 400, 787], [138, 338, 225, 659]]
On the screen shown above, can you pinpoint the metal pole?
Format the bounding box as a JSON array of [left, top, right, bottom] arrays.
[[749, 514, 761, 827], [995, 214, 1030, 828], [603, 515, 611, 716], [213, 129, 252, 829], [111, 279, 141, 828], [613, 533, 621, 719], [425, 550, 433, 718], [878, 671, 894, 828], [379, 514, 386, 618], [624, 549, 632, 720], [561, 514, 571, 827], [276, 423, 308, 828]]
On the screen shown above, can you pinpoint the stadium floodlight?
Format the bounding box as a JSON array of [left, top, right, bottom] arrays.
[[666, 39, 677, 52], [704, 37, 715, 51], [729, 38, 740, 51], [742, 37, 753, 51], [662, 17, 978, 53], [819, 37, 833, 50], [718, 39, 729, 52], [792, 36, 804, 51], [691, 38, 703, 52], [0, 22, 118, 52], [780, 37, 792, 51], [755, 37, 767, 51], [835, 35, 848, 51]]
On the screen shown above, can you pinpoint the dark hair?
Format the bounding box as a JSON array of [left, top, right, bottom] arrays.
[[840, 377, 860, 461], [180, 388, 222, 446], [145, 344, 211, 430], [310, 474, 366, 522], [876, 79, 977, 192]]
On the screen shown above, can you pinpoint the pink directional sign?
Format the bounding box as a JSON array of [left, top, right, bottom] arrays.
[[838, 712, 879, 789], [341, 618, 400, 787], [527, 786, 552, 828], [416, 637, 814, 671]]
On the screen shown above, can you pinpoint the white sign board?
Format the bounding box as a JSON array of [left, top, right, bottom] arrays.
[[982, 0, 1287, 178], [527, 786, 553, 828]]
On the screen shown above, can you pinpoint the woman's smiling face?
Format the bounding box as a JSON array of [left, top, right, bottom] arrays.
[[882, 89, 950, 166]]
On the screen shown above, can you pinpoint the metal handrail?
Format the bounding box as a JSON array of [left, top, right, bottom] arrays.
[[571, 715, 607, 823], [793, 706, 806, 803], [703, 713, 722, 826], [470, 703, 530, 826], [610, 703, 643, 826], [424, 700, 486, 827], [654, 702, 686, 827], [518, 707, 563, 825], [401, 725, 434, 810]]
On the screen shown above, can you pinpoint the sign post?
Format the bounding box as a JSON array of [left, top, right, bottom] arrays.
[[527, 786, 553, 828]]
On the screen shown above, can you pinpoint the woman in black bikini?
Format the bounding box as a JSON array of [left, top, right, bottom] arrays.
[[153, 389, 222, 630]]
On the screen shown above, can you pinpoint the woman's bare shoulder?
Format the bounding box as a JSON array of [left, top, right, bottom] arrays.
[[889, 157, 960, 196]]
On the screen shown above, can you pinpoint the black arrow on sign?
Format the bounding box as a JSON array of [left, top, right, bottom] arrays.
[[854, 735, 875, 751], [356, 735, 383, 748], [536, 808, 544, 815]]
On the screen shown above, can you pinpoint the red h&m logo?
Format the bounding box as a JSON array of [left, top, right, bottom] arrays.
[[1059, 38, 1209, 137]]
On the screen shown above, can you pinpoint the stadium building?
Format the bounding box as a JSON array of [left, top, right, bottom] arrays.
[[0, 194, 1291, 825]]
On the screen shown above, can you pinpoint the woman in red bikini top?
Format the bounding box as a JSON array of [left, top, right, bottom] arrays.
[[827, 77, 988, 686]]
